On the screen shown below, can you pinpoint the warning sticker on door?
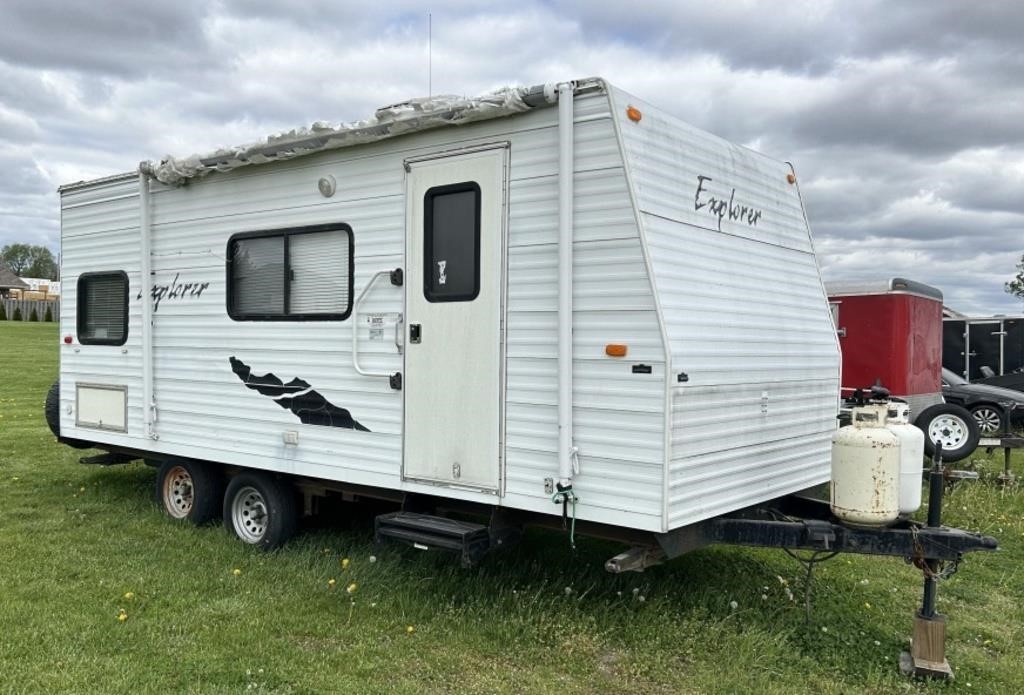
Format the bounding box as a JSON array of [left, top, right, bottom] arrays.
[[364, 313, 401, 342]]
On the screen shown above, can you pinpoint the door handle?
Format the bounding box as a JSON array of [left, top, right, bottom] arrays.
[[410, 323, 422, 344]]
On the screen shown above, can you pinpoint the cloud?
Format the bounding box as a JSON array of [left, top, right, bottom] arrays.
[[0, 1, 1020, 314]]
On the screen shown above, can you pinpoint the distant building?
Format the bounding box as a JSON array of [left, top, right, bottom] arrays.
[[17, 277, 61, 297], [0, 262, 30, 299]]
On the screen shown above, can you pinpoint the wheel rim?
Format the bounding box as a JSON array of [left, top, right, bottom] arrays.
[[972, 407, 1002, 435], [162, 465, 194, 519], [928, 413, 970, 450], [231, 486, 269, 543]]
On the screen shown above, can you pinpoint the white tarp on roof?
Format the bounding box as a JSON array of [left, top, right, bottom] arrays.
[[142, 83, 562, 186]]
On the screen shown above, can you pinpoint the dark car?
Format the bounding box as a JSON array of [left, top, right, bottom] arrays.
[[942, 368, 1024, 435], [973, 368, 1024, 393]]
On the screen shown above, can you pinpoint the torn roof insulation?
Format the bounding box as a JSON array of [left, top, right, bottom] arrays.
[[136, 78, 602, 187]]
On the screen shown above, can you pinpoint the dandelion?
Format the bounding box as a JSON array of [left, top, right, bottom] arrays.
[[406, 625, 415, 634], [370, 602, 377, 608], [117, 609, 128, 623], [761, 594, 768, 601], [346, 582, 358, 594], [632, 588, 640, 596], [328, 579, 336, 588], [564, 587, 572, 596], [79, 487, 85, 492], [369, 555, 377, 564], [124, 592, 135, 600], [617, 591, 623, 598], [341, 558, 350, 570], [859, 579, 869, 585], [232, 568, 242, 577], [873, 640, 881, 646], [729, 600, 738, 610], [864, 602, 872, 609], [638, 595, 646, 603], [821, 626, 828, 633]]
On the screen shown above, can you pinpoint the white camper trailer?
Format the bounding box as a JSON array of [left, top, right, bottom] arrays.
[[52, 77, 842, 560]]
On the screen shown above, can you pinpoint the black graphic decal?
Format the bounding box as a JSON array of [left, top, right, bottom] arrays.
[[229, 357, 370, 431]]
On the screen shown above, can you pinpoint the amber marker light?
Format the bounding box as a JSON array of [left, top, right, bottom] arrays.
[[605, 344, 628, 357], [786, 173, 797, 184], [626, 106, 642, 122]]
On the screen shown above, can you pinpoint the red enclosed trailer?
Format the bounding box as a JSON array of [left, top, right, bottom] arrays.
[[826, 278, 979, 462]]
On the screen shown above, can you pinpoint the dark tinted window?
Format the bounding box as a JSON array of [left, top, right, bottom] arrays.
[[424, 182, 480, 302], [78, 272, 129, 345]]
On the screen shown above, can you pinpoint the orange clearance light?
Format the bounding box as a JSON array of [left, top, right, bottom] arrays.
[[786, 173, 797, 184], [605, 344, 628, 357], [626, 106, 642, 122]]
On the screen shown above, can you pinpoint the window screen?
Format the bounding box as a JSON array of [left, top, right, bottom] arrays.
[[77, 272, 129, 345], [227, 224, 353, 321], [424, 182, 480, 302]]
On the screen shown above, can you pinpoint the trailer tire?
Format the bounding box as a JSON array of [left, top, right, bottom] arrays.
[[223, 472, 297, 550], [916, 403, 980, 463], [44, 381, 91, 449], [156, 459, 223, 525]]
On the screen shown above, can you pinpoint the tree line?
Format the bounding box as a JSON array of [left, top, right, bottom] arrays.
[[2, 244, 58, 280]]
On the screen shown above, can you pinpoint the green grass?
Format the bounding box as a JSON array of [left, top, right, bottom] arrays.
[[1, 321, 1023, 693]]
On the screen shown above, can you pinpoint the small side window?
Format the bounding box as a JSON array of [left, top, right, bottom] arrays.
[[424, 182, 480, 302], [77, 272, 129, 345]]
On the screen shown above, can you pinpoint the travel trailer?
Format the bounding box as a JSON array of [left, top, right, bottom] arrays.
[[51, 77, 844, 557]]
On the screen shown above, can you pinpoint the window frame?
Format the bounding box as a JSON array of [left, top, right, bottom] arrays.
[[76, 271, 130, 346], [225, 223, 355, 322], [423, 181, 481, 303]]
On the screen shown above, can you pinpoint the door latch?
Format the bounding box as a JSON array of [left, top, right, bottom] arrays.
[[410, 323, 422, 344]]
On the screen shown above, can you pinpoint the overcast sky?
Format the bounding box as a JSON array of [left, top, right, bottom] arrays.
[[2, 0, 1022, 313]]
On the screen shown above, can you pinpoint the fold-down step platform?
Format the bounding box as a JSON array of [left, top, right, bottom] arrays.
[[375, 512, 491, 567]]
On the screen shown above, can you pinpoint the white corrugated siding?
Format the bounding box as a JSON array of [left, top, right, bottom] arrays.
[[609, 86, 841, 530], [60, 176, 144, 445], [59, 90, 667, 531]]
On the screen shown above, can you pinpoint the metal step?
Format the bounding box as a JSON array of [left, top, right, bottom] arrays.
[[375, 511, 491, 567]]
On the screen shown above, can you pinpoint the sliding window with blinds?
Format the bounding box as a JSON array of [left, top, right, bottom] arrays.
[[77, 272, 129, 345], [227, 224, 353, 321]]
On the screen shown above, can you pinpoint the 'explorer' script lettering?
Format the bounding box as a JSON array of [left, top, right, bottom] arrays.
[[694, 175, 763, 231], [137, 273, 210, 311]]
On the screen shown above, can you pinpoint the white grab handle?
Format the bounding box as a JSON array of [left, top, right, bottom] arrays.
[[353, 270, 397, 378]]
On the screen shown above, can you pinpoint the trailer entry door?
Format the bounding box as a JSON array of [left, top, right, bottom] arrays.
[[403, 147, 507, 491]]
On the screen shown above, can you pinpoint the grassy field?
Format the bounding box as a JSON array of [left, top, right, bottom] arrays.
[[1, 321, 1022, 694]]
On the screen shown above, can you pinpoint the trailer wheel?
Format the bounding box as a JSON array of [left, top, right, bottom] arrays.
[[156, 459, 223, 525], [916, 403, 980, 463], [223, 472, 297, 550], [44, 381, 91, 449]]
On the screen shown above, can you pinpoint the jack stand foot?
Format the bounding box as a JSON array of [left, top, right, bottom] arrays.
[[898, 612, 953, 680], [996, 471, 1015, 487]]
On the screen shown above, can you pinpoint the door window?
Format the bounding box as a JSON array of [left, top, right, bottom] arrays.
[[423, 182, 480, 302]]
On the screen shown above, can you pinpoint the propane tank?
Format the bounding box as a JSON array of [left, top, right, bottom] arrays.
[[887, 402, 925, 515], [831, 403, 901, 526]]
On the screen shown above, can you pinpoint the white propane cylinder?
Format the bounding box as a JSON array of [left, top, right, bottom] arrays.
[[831, 404, 901, 526], [887, 402, 925, 515]]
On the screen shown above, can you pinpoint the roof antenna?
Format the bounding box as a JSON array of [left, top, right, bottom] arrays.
[[428, 12, 432, 97]]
